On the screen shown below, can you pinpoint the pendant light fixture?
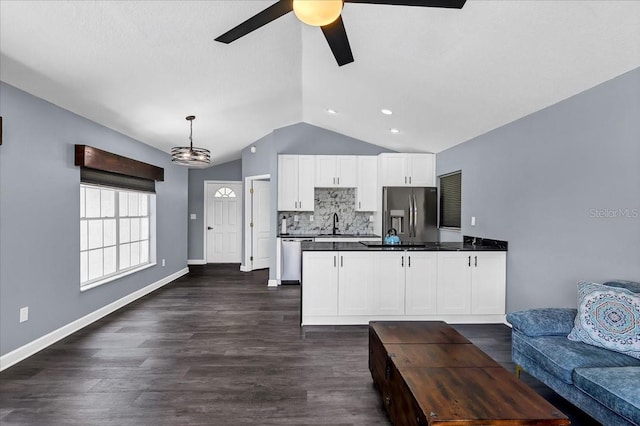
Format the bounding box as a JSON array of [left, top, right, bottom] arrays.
[[171, 115, 211, 168]]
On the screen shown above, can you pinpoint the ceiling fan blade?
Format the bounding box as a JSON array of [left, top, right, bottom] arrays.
[[344, 0, 466, 9], [321, 16, 354, 67], [215, 0, 293, 44]]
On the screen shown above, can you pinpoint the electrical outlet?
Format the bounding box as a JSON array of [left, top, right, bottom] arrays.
[[309, 215, 314, 222], [369, 215, 374, 222], [162, 259, 166, 267], [471, 216, 476, 226], [190, 213, 196, 220], [294, 215, 299, 222], [20, 307, 28, 323]]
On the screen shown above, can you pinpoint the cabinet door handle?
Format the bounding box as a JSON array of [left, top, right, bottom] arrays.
[[340, 256, 343, 267], [337, 177, 340, 185], [294, 201, 298, 209], [404, 176, 407, 184], [401, 256, 404, 267], [408, 256, 411, 267], [474, 256, 478, 267], [334, 256, 336, 267], [333, 177, 335, 184], [358, 201, 361, 209], [299, 201, 302, 209], [468, 255, 471, 267]]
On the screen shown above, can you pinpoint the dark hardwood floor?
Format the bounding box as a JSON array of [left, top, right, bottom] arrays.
[[1, 264, 599, 425]]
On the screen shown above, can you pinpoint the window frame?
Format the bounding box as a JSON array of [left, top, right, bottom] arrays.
[[80, 183, 154, 291], [439, 171, 462, 230]]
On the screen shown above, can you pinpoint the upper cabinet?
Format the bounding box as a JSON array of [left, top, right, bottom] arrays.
[[378, 153, 435, 187], [315, 155, 357, 188], [278, 155, 315, 211], [356, 156, 378, 211]]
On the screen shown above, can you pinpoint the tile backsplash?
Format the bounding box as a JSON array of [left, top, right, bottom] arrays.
[[280, 188, 374, 235]]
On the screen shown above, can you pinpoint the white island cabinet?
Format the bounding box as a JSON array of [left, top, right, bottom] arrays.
[[437, 251, 507, 315], [301, 249, 506, 325]]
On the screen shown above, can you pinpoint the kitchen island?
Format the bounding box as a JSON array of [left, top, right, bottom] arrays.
[[301, 237, 508, 325]]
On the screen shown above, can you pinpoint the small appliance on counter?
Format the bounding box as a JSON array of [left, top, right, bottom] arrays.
[[384, 228, 401, 245]]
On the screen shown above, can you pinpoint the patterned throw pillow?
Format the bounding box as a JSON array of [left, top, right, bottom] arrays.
[[567, 281, 640, 360]]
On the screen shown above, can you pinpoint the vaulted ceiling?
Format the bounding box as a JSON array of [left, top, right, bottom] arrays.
[[1, 1, 639, 165]]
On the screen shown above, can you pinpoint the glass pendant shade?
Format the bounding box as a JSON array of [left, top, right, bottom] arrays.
[[171, 115, 211, 168], [293, 0, 343, 27]]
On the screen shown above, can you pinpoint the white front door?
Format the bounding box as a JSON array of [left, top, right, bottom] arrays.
[[206, 182, 242, 263], [251, 180, 271, 270]]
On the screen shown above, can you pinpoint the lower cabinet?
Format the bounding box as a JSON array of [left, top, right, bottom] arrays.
[[302, 252, 339, 316], [437, 252, 507, 315], [405, 252, 438, 315], [302, 250, 506, 325]]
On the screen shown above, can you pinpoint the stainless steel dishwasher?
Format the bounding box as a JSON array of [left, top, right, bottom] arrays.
[[281, 237, 313, 283]]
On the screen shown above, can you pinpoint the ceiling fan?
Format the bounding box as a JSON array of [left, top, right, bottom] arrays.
[[215, 0, 466, 66]]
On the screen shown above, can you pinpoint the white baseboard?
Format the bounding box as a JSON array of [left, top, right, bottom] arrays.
[[267, 279, 280, 287], [187, 259, 206, 265], [239, 264, 252, 272], [0, 267, 189, 372]]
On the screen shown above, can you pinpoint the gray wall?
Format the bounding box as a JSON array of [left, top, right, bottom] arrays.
[[436, 67, 640, 312], [0, 82, 188, 357], [187, 160, 242, 260], [241, 122, 394, 280]]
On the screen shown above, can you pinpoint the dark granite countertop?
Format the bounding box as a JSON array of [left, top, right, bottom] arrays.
[[278, 234, 380, 239], [301, 240, 507, 252]]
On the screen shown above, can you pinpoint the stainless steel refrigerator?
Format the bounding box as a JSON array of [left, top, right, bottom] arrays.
[[383, 187, 438, 243]]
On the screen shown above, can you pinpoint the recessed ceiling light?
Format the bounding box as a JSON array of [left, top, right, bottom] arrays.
[[326, 108, 338, 115], [390, 128, 400, 134], [381, 109, 393, 115]]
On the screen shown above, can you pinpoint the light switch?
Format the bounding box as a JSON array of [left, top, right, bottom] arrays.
[[294, 215, 299, 222], [20, 307, 28, 323], [471, 216, 476, 226], [190, 213, 197, 220]]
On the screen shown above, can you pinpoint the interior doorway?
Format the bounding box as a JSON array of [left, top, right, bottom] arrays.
[[243, 175, 271, 272], [205, 181, 242, 263]]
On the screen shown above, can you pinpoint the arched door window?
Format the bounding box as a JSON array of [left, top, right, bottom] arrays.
[[214, 187, 237, 198]]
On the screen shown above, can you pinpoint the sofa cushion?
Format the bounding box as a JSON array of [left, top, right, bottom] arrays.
[[603, 280, 640, 293], [573, 367, 640, 424], [568, 281, 640, 360], [507, 308, 577, 337], [512, 331, 640, 384]]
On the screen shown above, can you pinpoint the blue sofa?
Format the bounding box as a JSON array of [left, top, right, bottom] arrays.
[[507, 280, 640, 426]]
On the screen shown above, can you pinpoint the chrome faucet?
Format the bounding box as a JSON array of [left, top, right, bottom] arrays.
[[332, 213, 339, 235]]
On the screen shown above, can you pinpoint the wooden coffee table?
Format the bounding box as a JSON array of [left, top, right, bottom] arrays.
[[369, 321, 570, 425]]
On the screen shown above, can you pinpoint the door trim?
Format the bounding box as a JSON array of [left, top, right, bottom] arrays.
[[203, 180, 242, 264], [242, 174, 270, 273]]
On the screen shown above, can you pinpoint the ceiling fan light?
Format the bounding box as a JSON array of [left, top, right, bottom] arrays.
[[293, 0, 343, 27]]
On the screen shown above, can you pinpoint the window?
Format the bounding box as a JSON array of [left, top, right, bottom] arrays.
[[439, 171, 461, 229], [214, 187, 236, 198], [80, 184, 151, 289]]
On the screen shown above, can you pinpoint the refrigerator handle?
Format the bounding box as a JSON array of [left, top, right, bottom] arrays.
[[408, 195, 414, 237], [412, 193, 418, 238]]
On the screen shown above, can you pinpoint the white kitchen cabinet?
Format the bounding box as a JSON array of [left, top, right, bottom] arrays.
[[378, 153, 435, 187], [356, 156, 378, 211], [470, 252, 506, 314], [315, 155, 357, 188], [338, 252, 375, 315], [437, 252, 473, 314], [405, 252, 438, 315], [373, 252, 406, 315], [278, 155, 315, 211], [437, 251, 506, 315], [302, 252, 339, 316]]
